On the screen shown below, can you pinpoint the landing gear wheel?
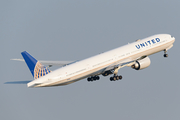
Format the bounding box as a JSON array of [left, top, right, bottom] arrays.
[[87, 76, 100, 82], [96, 76, 100, 80], [164, 54, 168, 58], [119, 75, 122, 80], [110, 75, 123, 81]]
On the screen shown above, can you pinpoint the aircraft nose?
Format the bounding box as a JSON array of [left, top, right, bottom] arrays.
[[172, 37, 175, 42], [170, 35, 175, 42]]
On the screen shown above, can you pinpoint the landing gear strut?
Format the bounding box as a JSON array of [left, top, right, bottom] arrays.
[[109, 67, 123, 81], [164, 49, 168, 58]]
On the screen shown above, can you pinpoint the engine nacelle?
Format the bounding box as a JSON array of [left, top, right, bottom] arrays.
[[131, 57, 151, 70]]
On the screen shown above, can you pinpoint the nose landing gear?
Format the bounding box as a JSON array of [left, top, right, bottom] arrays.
[[164, 49, 168, 58]]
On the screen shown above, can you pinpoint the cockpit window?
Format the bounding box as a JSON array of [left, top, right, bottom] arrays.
[[171, 35, 174, 38], [136, 39, 141, 42]]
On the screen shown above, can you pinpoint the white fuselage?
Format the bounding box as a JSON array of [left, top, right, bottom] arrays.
[[27, 34, 175, 87]]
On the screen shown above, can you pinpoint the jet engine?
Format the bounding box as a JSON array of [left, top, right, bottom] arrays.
[[131, 57, 151, 70]]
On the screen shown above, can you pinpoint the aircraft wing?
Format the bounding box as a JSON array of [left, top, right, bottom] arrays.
[[103, 56, 147, 72], [11, 59, 74, 66], [103, 58, 135, 72]]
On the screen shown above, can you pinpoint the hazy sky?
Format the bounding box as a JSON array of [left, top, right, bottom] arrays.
[[1, 0, 180, 120]]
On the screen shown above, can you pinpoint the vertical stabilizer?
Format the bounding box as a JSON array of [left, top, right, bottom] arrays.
[[21, 51, 51, 79]]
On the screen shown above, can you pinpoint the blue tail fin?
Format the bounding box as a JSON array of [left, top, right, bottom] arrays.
[[21, 51, 51, 79]]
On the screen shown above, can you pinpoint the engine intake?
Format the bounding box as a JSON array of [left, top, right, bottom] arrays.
[[131, 57, 151, 70]]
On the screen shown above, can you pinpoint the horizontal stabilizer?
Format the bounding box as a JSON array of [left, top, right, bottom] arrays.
[[5, 81, 31, 84], [11, 59, 74, 66]]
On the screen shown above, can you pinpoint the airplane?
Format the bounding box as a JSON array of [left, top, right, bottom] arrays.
[[8, 34, 175, 88]]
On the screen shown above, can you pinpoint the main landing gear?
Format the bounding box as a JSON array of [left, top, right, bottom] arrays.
[[164, 49, 168, 58], [87, 67, 123, 82], [110, 75, 122, 81], [87, 76, 100, 82], [109, 67, 123, 81]]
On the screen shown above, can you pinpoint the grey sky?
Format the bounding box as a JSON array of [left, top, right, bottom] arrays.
[[0, 0, 180, 120]]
